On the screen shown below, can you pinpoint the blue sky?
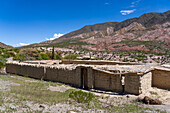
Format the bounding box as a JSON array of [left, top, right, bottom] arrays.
[[0, 0, 169, 46]]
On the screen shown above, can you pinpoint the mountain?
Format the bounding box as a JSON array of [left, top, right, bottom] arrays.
[[24, 10, 170, 53], [0, 42, 13, 48]]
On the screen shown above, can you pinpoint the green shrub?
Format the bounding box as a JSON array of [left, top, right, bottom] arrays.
[[64, 54, 77, 60], [69, 90, 94, 103], [0, 49, 2, 54], [123, 58, 129, 62], [40, 53, 50, 60], [3, 52, 12, 58], [13, 54, 26, 61], [18, 48, 41, 60], [7, 51, 16, 57], [55, 54, 62, 60], [0, 56, 7, 68]]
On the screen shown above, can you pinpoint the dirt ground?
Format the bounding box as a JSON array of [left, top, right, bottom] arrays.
[[0, 74, 169, 113]]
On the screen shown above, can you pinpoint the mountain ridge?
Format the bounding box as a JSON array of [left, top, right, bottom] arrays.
[[21, 10, 170, 53], [52, 10, 170, 41], [0, 42, 13, 48]]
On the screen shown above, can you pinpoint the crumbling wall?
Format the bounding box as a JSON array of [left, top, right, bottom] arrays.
[[87, 67, 94, 89], [19, 65, 44, 79], [44, 66, 81, 87], [93, 69, 122, 92], [6, 63, 19, 74], [6, 62, 156, 95], [124, 72, 152, 95], [140, 72, 152, 93], [152, 68, 170, 90], [61, 60, 139, 65], [124, 73, 141, 95], [6, 63, 45, 79]]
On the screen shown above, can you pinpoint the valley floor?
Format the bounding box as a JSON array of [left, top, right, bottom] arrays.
[[0, 74, 169, 113]]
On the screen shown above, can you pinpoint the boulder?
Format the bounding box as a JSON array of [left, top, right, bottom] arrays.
[[142, 96, 162, 105]]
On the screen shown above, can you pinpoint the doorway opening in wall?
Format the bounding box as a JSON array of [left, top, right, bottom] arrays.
[[121, 74, 125, 92], [81, 68, 88, 89]]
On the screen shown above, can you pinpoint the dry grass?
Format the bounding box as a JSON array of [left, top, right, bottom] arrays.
[[0, 74, 167, 112], [0, 74, 73, 105]]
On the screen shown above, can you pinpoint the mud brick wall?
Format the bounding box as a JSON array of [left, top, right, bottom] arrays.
[[87, 67, 94, 89], [6, 63, 45, 79], [6, 63, 20, 74], [44, 66, 81, 87], [6, 62, 157, 95], [93, 69, 122, 92], [61, 60, 139, 65], [152, 69, 170, 90], [140, 72, 152, 93], [18, 65, 45, 79], [124, 73, 141, 95]]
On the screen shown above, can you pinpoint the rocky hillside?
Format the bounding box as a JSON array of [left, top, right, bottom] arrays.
[[25, 10, 170, 53], [0, 42, 13, 48]]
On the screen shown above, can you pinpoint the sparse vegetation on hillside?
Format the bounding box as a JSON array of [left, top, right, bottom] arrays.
[[64, 54, 78, 60], [17, 48, 41, 60]]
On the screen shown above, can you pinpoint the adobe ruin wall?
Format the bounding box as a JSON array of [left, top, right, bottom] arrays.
[[152, 68, 170, 90], [6, 61, 170, 95]]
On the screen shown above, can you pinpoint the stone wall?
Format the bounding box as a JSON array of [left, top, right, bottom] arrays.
[[152, 68, 170, 90]]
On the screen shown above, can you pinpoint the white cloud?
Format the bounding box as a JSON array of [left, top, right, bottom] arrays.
[[120, 9, 136, 15], [130, 5, 135, 7], [130, 0, 141, 7], [131, 2, 135, 4], [54, 33, 64, 38], [46, 33, 64, 41], [14, 43, 30, 47], [105, 2, 109, 5]]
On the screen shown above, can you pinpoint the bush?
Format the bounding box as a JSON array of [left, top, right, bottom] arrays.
[[17, 48, 41, 60], [3, 52, 13, 58], [40, 53, 50, 60], [55, 54, 62, 60], [123, 58, 129, 62], [64, 54, 77, 60], [0, 56, 7, 68], [13, 54, 26, 61], [0, 49, 2, 54], [7, 51, 16, 57], [69, 90, 94, 103]]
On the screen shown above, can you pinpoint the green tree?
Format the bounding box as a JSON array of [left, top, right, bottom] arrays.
[[52, 46, 55, 60]]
